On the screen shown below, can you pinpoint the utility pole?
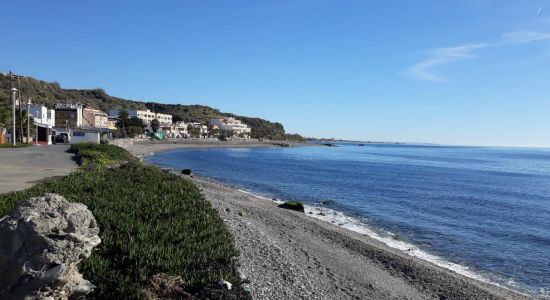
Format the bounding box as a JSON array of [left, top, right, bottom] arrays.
[[27, 96, 31, 144], [9, 71, 16, 145], [17, 76, 22, 143], [11, 88, 18, 145]]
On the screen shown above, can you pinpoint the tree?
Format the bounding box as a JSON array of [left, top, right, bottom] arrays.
[[116, 110, 129, 130], [187, 124, 199, 138], [207, 125, 219, 137], [113, 111, 145, 138], [151, 119, 160, 133], [15, 109, 35, 143], [218, 130, 235, 141], [126, 117, 146, 138], [172, 115, 184, 123], [0, 95, 10, 131]]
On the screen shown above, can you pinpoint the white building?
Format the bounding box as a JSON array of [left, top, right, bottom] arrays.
[[170, 121, 189, 138], [209, 117, 251, 137], [27, 105, 55, 128], [71, 129, 101, 144], [186, 122, 209, 138], [26, 104, 56, 145], [108, 109, 172, 127]]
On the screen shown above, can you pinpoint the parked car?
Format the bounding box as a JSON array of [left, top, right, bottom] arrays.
[[54, 133, 69, 144]]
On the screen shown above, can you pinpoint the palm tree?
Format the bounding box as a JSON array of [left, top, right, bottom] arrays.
[[15, 109, 35, 143], [0, 97, 10, 132]]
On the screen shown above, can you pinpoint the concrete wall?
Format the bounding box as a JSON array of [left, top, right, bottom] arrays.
[[71, 131, 100, 144]]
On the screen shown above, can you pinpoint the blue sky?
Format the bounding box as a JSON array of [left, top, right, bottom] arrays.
[[2, 0, 550, 147]]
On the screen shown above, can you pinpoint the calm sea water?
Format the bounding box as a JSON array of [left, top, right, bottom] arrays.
[[146, 144, 550, 297]]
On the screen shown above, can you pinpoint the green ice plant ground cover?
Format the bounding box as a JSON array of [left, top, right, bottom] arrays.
[[0, 144, 247, 299]]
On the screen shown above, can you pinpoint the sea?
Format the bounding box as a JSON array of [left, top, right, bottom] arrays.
[[146, 143, 550, 298]]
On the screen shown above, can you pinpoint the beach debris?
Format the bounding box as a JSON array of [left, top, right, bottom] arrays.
[[225, 207, 231, 212], [0, 193, 101, 300], [144, 273, 191, 299], [278, 201, 305, 212], [181, 168, 192, 175], [217, 279, 233, 290], [238, 211, 246, 217]]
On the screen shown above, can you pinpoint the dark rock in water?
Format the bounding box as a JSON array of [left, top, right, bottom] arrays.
[[0, 193, 101, 299], [278, 201, 305, 212], [317, 212, 326, 216], [322, 143, 337, 147], [181, 169, 192, 175]]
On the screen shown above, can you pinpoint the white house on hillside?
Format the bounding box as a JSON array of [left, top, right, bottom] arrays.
[[209, 117, 251, 137], [108, 109, 172, 127]]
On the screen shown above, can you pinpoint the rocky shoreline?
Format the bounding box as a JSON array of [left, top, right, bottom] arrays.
[[121, 140, 532, 300]]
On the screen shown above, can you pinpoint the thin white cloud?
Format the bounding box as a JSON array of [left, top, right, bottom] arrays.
[[500, 30, 550, 44], [405, 44, 488, 82], [405, 30, 550, 82], [537, 7, 542, 16]]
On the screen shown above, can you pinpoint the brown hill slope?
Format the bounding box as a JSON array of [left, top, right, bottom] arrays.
[[0, 73, 302, 140]]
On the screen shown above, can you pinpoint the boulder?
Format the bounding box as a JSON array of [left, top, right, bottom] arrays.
[[0, 193, 101, 300], [278, 201, 305, 212], [181, 169, 192, 175]]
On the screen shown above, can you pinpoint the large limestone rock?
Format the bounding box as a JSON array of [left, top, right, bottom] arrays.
[[0, 193, 101, 299]]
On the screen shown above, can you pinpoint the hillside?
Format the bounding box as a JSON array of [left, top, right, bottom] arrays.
[[0, 73, 303, 140]]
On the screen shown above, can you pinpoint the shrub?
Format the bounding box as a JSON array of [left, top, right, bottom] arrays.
[[70, 142, 133, 166]]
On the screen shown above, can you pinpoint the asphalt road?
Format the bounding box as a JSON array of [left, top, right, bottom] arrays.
[[0, 145, 78, 194]]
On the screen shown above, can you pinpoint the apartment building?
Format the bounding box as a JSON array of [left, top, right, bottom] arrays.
[[108, 109, 172, 125], [209, 117, 251, 135], [82, 107, 108, 128]]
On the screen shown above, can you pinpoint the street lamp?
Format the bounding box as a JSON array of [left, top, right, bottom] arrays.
[[27, 97, 32, 144], [10, 87, 17, 145]]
